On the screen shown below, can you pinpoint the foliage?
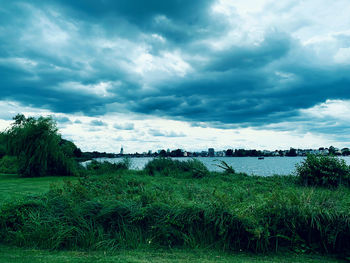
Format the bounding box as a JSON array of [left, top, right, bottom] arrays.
[[214, 160, 235, 174], [0, 133, 7, 158], [144, 158, 209, 178], [0, 156, 18, 174], [4, 114, 78, 177], [1, 169, 350, 255], [296, 154, 350, 187], [85, 158, 131, 175]]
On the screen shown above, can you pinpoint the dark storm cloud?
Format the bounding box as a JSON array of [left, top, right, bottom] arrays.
[[1, 0, 350, 137], [47, 0, 221, 43], [206, 32, 292, 72]]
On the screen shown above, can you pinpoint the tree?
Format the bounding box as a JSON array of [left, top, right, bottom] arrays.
[[159, 149, 167, 157], [329, 146, 336, 155], [5, 114, 77, 177], [225, 149, 233, 157], [0, 132, 6, 158], [286, 148, 297, 157]]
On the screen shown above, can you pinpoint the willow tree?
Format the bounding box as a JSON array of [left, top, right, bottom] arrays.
[[6, 114, 77, 177]]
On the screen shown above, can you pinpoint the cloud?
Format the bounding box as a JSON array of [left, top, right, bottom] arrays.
[[54, 116, 72, 124], [113, 123, 135, 130], [1, 0, 350, 146], [90, 120, 107, 126], [148, 129, 185, 137]]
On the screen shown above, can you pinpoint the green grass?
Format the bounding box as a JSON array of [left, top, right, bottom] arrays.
[[1, 170, 350, 253], [0, 173, 77, 205], [1, 157, 350, 257], [0, 245, 345, 263]]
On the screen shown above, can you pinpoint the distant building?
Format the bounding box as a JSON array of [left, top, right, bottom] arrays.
[[120, 146, 124, 155], [208, 148, 215, 157]]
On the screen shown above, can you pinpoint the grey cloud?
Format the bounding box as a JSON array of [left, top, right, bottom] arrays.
[[149, 129, 185, 137], [1, 0, 350, 140], [90, 120, 107, 126], [54, 116, 72, 124], [113, 123, 135, 130], [207, 32, 292, 72]]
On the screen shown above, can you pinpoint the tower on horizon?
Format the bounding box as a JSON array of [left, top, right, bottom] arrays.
[[120, 146, 124, 155]]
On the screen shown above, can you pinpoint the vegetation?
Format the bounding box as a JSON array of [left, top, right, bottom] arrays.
[[0, 156, 18, 174], [0, 158, 350, 257], [0, 173, 77, 206], [85, 158, 131, 175], [296, 154, 350, 187], [214, 160, 236, 174], [0, 114, 350, 260], [0, 245, 344, 263], [144, 158, 209, 178], [3, 114, 79, 177]]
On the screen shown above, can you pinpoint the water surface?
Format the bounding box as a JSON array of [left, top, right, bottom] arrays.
[[92, 156, 350, 176]]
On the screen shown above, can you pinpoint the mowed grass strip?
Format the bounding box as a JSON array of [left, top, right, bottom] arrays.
[[0, 246, 345, 263], [0, 173, 77, 205]]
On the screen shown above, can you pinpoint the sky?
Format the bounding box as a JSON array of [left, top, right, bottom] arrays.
[[1, 0, 350, 153]]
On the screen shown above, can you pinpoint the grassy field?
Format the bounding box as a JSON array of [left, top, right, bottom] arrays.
[[0, 245, 345, 263], [0, 173, 77, 205], [1, 158, 350, 261]]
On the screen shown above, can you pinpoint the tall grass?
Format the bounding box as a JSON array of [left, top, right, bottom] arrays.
[[84, 158, 132, 175], [1, 167, 350, 254], [144, 158, 209, 178]]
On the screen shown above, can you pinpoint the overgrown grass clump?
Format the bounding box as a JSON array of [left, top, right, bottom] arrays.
[[85, 158, 131, 175], [1, 166, 350, 254], [296, 155, 350, 187], [144, 158, 209, 178]]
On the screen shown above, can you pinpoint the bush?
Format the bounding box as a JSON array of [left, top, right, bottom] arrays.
[[144, 158, 209, 178], [296, 154, 350, 187], [0, 156, 18, 174]]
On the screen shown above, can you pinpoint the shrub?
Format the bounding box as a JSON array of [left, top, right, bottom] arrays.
[[0, 155, 18, 174], [144, 158, 209, 178], [296, 154, 350, 187]]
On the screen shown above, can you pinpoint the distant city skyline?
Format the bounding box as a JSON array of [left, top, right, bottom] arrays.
[[1, 1, 350, 152]]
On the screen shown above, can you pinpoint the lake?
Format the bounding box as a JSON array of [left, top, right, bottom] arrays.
[[91, 156, 350, 176]]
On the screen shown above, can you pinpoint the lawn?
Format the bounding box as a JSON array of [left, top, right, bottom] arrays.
[[0, 246, 345, 263], [0, 173, 77, 205]]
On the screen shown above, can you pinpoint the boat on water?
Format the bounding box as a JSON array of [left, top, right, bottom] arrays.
[[258, 157, 264, 160]]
